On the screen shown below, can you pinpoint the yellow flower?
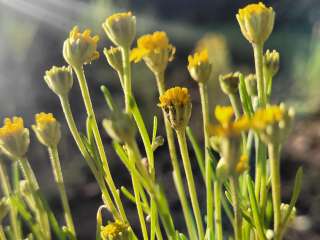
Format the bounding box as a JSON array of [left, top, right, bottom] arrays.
[[130, 31, 176, 74], [158, 87, 192, 130], [63, 26, 100, 67], [209, 105, 250, 137], [44, 65, 73, 97], [236, 154, 249, 174], [188, 49, 212, 83], [236, 2, 275, 45], [0, 117, 29, 158], [158, 87, 190, 108], [251, 105, 283, 130], [101, 221, 131, 240], [32, 113, 61, 147], [103, 12, 136, 48]]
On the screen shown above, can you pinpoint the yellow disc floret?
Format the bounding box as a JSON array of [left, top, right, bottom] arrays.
[[158, 87, 190, 108], [0, 117, 24, 138], [251, 105, 283, 130], [188, 49, 209, 69], [35, 113, 56, 127], [101, 221, 130, 240]]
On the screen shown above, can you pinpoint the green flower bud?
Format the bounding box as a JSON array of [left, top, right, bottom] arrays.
[[236, 3, 275, 45], [151, 136, 164, 151], [244, 73, 258, 97], [103, 46, 123, 75], [0, 117, 29, 159], [63, 26, 100, 67], [188, 49, 212, 83], [102, 12, 136, 49], [281, 203, 296, 223], [44, 66, 73, 97], [219, 72, 240, 95], [264, 49, 280, 77], [32, 113, 61, 147], [103, 111, 136, 144], [158, 87, 192, 130]]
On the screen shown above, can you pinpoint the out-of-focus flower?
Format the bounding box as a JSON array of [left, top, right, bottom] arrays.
[[236, 2, 275, 45], [219, 72, 240, 95], [101, 221, 132, 240], [235, 154, 249, 174], [44, 66, 73, 97], [245, 74, 258, 97], [131, 31, 175, 74], [188, 49, 212, 83], [264, 49, 280, 77], [63, 26, 100, 67], [32, 113, 61, 147], [103, 12, 136, 48], [0, 117, 29, 158], [159, 87, 191, 130]]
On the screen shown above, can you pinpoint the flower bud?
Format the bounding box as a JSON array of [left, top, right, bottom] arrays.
[[0, 198, 9, 222], [103, 111, 136, 144], [103, 46, 123, 75], [151, 136, 164, 151], [44, 66, 73, 97], [102, 12, 136, 49], [32, 113, 61, 147], [0, 117, 29, 159], [158, 87, 192, 130], [187, 49, 212, 83], [101, 220, 133, 240], [281, 203, 296, 223], [264, 49, 280, 77], [130, 31, 175, 74], [63, 26, 100, 67], [219, 72, 240, 95], [236, 2, 275, 45], [244, 73, 258, 97]]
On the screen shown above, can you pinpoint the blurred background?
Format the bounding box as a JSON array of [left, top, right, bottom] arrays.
[[1, 0, 320, 239]]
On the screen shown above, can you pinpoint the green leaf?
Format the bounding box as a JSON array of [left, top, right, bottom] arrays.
[[100, 85, 115, 111], [152, 116, 158, 144], [239, 74, 254, 117], [282, 167, 303, 229]]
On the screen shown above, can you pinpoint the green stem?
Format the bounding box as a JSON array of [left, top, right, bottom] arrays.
[[230, 176, 242, 240], [155, 71, 197, 239], [120, 47, 132, 113], [199, 82, 214, 237], [73, 66, 127, 223], [252, 43, 266, 107], [214, 182, 223, 240], [229, 93, 242, 118], [48, 147, 76, 237], [127, 140, 149, 240], [59, 96, 120, 220], [18, 157, 50, 240], [268, 144, 281, 239], [0, 225, 6, 240], [0, 160, 21, 239], [176, 130, 204, 240]]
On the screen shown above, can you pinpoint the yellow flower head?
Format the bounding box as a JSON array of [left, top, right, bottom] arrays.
[[101, 221, 131, 240], [103, 12, 136, 48], [33, 113, 61, 147], [159, 87, 192, 130], [209, 105, 250, 137], [131, 31, 176, 73], [251, 105, 283, 130], [188, 49, 212, 82], [158, 87, 190, 108], [63, 26, 100, 67], [236, 2, 275, 45], [236, 154, 249, 174], [0, 117, 29, 158], [44, 65, 73, 96], [188, 49, 209, 68]]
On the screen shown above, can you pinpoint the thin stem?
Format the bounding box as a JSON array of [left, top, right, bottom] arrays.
[[155, 71, 197, 239], [48, 147, 76, 236], [127, 140, 149, 240], [230, 176, 242, 240], [199, 82, 214, 236], [268, 144, 281, 239], [252, 43, 266, 107], [0, 225, 7, 240], [176, 130, 204, 240], [73, 66, 127, 223], [0, 160, 21, 239], [229, 93, 242, 118], [59, 96, 120, 219], [120, 47, 132, 113], [214, 182, 223, 240]]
